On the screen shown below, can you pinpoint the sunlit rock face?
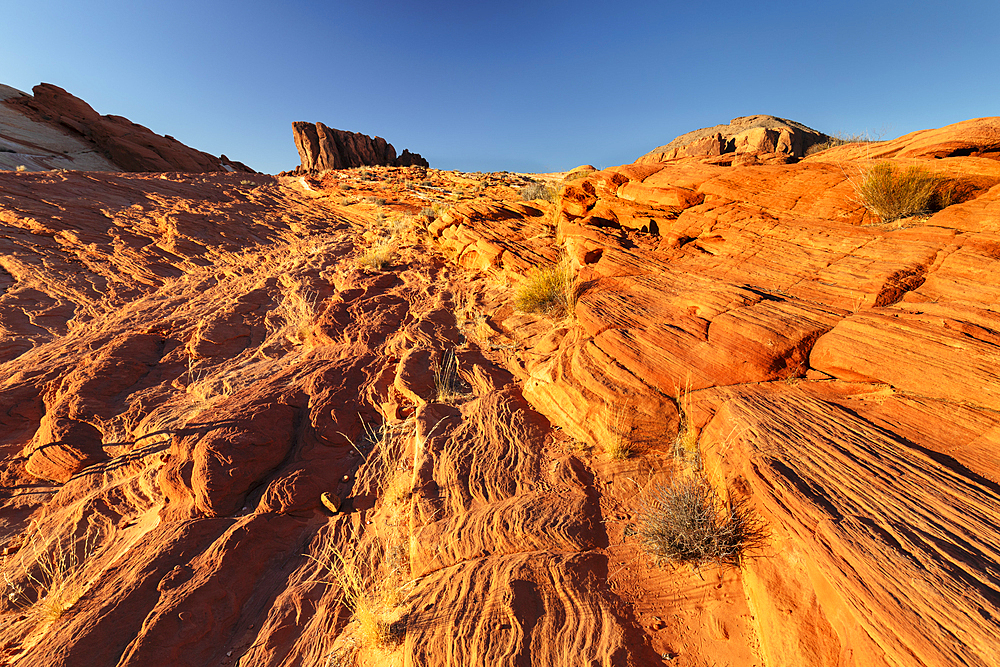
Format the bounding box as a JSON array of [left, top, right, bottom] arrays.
[[292, 120, 428, 170]]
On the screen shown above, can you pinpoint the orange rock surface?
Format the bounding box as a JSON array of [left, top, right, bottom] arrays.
[[1, 117, 999, 667]]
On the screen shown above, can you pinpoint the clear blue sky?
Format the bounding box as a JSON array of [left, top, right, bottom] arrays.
[[2, 0, 998, 174]]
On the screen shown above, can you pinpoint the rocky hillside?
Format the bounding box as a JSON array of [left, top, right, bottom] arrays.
[[0, 83, 251, 173], [0, 117, 999, 667]]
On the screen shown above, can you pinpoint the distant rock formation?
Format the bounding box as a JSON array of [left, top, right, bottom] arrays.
[[1, 83, 252, 173], [637, 115, 829, 166], [292, 121, 429, 171]]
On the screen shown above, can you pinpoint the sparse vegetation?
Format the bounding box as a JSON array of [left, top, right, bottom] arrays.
[[312, 542, 404, 651], [637, 477, 766, 569], [267, 279, 320, 344], [805, 131, 880, 156], [16, 165, 28, 172], [519, 182, 558, 202], [357, 238, 395, 270], [433, 349, 463, 402], [604, 402, 634, 460], [856, 162, 939, 223], [672, 385, 699, 466], [3, 528, 101, 621], [513, 257, 576, 318]]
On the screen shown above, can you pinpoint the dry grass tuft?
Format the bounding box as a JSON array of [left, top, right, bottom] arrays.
[[513, 257, 576, 318], [433, 349, 463, 403], [266, 278, 319, 345], [672, 385, 699, 467], [357, 238, 395, 271], [603, 402, 634, 460], [3, 527, 102, 621], [637, 477, 767, 569], [311, 542, 403, 651], [855, 162, 938, 223], [519, 182, 558, 202]]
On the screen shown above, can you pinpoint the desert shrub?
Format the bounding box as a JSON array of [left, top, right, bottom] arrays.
[[637, 477, 766, 569], [357, 238, 394, 270], [16, 165, 28, 172], [513, 258, 575, 317], [420, 206, 436, 220], [856, 162, 938, 223], [519, 182, 557, 202]]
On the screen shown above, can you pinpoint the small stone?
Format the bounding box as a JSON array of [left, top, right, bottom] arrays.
[[320, 492, 341, 514]]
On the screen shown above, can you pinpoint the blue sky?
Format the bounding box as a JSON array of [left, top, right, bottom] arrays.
[[2, 0, 998, 174]]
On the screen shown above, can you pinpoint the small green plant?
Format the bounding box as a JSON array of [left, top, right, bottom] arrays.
[[519, 182, 558, 202], [637, 477, 766, 569], [855, 162, 938, 223], [513, 257, 576, 318]]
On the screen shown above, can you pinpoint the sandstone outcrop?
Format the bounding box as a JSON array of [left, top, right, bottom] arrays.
[[637, 114, 829, 166], [428, 116, 1000, 667], [291, 121, 429, 171], [1, 83, 252, 173], [2, 118, 1000, 667]]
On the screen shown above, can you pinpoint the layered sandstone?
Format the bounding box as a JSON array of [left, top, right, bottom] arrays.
[[1, 117, 999, 667], [637, 114, 830, 166], [292, 121, 429, 171], [428, 116, 1000, 667], [1, 83, 252, 173]]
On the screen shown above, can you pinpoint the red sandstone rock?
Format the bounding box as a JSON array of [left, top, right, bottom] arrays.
[[637, 114, 829, 165], [292, 121, 428, 171], [4, 83, 253, 173], [1, 118, 1000, 667]]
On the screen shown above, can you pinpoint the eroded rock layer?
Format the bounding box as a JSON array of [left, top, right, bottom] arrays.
[[1, 83, 252, 173], [637, 114, 830, 166], [1, 117, 999, 667], [292, 121, 429, 171]]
